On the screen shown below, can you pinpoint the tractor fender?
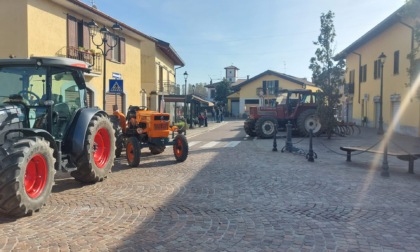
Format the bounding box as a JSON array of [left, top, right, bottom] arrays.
[[65, 108, 108, 159], [3, 128, 57, 150]]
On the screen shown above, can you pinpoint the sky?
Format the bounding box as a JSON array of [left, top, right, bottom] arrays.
[[83, 0, 406, 85]]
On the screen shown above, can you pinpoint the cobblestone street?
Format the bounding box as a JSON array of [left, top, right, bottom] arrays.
[[1, 120, 420, 251]]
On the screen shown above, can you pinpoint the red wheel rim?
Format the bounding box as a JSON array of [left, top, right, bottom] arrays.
[[174, 138, 183, 157], [127, 142, 134, 162], [25, 154, 48, 198], [93, 128, 111, 168]]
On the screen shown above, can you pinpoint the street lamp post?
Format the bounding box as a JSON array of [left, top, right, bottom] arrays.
[[377, 52, 386, 135], [183, 71, 188, 119], [87, 20, 122, 111], [189, 85, 195, 129]]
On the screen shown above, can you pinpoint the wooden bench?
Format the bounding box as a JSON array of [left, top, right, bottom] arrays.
[[340, 146, 420, 174]]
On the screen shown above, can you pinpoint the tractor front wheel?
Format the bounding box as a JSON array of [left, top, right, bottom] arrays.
[[72, 114, 116, 183], [0, 137, 55, 217], [173, 134, 188, 162], [255, 117, 277, 138], [244, 119, 257, 137], [126, 137, 141, 167]]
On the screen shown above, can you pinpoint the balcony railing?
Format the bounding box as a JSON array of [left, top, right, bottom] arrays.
[[56, 47, 102, 74], [160, 81, 180, 95]]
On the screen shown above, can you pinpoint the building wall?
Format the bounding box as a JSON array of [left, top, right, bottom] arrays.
[[346, 18, 420, 136], [229, 73, 319, 116], [0, 0, 28, 58], [9, 0, 146, 113]]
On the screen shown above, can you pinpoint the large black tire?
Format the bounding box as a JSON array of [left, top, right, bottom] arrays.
[[255, 117, 277, 138], [149, 145, 166, 155], [244, 119, 257, 137], [0, 137, 55, 217], [173, 134, 188, 162], [126, 137, 141, 167], [297, 109, 322, 136], [71, 114, 116, 183], [109, 115, 124, 158]]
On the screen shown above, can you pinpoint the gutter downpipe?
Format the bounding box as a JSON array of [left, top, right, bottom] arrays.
[[399, 20, 415, 79]]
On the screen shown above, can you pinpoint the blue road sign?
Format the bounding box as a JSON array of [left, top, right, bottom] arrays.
[[109, 79, 124, 93]]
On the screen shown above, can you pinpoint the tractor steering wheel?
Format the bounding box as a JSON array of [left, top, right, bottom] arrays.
[[18, 90, 40, 105]]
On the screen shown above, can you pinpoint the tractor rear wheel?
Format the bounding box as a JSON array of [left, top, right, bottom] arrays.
[[244, 119, 257, 137], [72, 114, 116, 183], [173, 134, 188, 162], [297, 109, 322, 136], [255, 117, 277, 138], [149, 145, 166, 155], [0, 137, 55, 217], [126, 137, 141, 167]]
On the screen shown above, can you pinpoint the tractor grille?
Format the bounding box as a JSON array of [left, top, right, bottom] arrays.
[[154, 122, 169, 130]]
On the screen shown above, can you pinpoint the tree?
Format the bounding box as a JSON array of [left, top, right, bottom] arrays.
[[309, 10, 345, 139], [214, 79, 232, 107], [400, 0, 420, 95]]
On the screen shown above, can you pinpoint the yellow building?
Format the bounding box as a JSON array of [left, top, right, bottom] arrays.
[[228, 70, 318, 117], [0, 0, 184, 115], [335, 2, 419, 136]]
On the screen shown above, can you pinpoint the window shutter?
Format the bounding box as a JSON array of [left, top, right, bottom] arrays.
[[67, 15, 78, 52], [363, 65, 367, 82], [83, 21, 90, 49], [262, 81, 267, 95], [274, 80, 279, 95], [120, 37, 126, 64]]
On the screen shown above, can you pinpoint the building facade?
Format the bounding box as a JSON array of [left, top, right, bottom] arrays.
[[228, 70, 318, 117], [0, 0, 184, 115], [335, 2, 420, 136]]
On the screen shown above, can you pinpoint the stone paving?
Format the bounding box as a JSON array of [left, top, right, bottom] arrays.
[[1, 120, 420, 251]]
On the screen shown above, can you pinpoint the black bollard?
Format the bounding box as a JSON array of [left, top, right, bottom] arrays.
[[381, 144, 390, 177], [307, 129, 315, 162], [272, 126, 278, 152], [285, 121, 293, 152]]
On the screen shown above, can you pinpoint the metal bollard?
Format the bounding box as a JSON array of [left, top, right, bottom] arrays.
[[381, 144, 390, 177], [306, 129, 315, 162], [272, 126, 278, 152]]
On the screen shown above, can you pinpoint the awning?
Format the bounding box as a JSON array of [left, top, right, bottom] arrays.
[[162, 94, 214, 106]]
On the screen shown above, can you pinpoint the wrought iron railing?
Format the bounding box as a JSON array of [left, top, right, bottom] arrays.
[[56, 47, 102, 74]]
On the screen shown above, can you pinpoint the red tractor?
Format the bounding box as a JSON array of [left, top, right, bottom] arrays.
[[0, 57, 116, 217], [244, 89, 322, 138], [111, 105, 188, 167]]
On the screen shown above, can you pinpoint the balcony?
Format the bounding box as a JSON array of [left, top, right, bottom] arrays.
[[56, 46, 102, 74], [160, 81, 180, 95]]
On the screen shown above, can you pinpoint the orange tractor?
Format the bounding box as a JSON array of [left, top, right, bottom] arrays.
[[111, 106, 188, 167]]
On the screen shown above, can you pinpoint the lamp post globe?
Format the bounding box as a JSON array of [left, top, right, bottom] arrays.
[[87, 19, 123, 111]]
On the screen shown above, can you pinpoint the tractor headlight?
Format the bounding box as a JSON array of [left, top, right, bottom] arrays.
[[136, 128, 143, 134]]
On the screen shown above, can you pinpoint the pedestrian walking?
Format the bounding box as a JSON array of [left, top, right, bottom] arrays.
[[212, 107, 216, 122], [215, 107, 220, 123], [204, 109, 208, 127]]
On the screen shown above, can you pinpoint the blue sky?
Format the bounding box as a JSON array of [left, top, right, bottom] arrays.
[[84, 0, 406, 85]]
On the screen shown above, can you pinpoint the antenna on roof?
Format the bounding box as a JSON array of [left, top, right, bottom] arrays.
[[90, 0, 97, 9]]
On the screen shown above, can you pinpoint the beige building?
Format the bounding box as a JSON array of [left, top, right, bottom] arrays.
[[335, 2, 419, 136], [0, 0, 184, 115], [228, 70, 318, 117]]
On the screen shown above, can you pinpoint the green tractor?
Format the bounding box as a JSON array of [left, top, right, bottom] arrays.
[[0, 57, 116, 217]]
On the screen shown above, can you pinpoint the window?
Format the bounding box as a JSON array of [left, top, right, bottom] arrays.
[[67, 15, 89, 51], [394, 50, 399, 75], [106, 36, 126, 64], [359, 64, 367, 82], [349, 70, 355, 84], [210, 89, 216, 98], [262, 80, 279, 95]]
